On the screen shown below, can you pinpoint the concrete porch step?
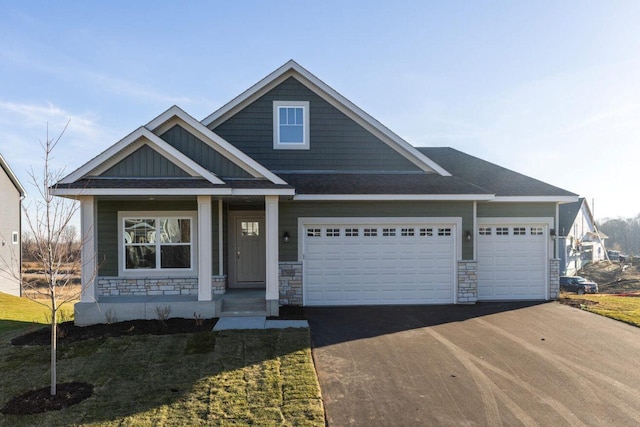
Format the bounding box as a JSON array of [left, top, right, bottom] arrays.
[[219, 290, 266, 317]]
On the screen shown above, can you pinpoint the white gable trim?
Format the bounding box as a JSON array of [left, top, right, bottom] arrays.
[[492, 196, 579, 203], [0, 153, 26, 196], [293, 194, 494, 201], [60, 127, 223, 185], [51, 187, 295, 197], [146, 106, 287, 185], [201, 60, 451, 176]]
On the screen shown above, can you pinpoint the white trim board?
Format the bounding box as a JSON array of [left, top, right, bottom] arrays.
[[51, 187, 295, 197], [201, 60, 451, 176], [293, 194, 494, 201]]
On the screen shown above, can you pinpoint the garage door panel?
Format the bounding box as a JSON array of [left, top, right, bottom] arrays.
[[478, 223, 547, 301], [304, 221, 457, 306]]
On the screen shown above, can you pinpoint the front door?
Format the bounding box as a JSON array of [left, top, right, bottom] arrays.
[[229, 213, 266, 288]]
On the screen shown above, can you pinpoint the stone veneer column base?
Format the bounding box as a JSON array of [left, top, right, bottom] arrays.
[[549, 258, 560, 300], [457, 260, 478, 304], [211, 276, 226, 296], [279, 262, 303, 305]]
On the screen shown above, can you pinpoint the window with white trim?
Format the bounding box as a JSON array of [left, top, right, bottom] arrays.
[[514, 227, 526, 236], [479, 227, 492, 236], [307, 228, 321, 237], [496, 227, 509, 236], [419, 228, 433, 237], [326, 228, 340, 237], [11, 232, 18, 244], [401, 228, 415, 237], [273, 101, 310, 149], [530, 227, 544, 235], [383, 228, 396, 237], [345, 228, 359, 237], [123, 215, 193, 271], [364, 228, 378, 237], [438, 228, 452, 236]]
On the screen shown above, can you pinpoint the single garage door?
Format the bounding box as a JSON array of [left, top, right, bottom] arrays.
[[303, 220, 457, 305], [477, 223, 548, 300]]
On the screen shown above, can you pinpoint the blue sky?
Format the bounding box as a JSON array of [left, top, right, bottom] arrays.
[[1, 1, 639, 220]]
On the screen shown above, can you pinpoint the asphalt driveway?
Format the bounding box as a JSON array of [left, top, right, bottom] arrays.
[[307, 302, 640, 426]]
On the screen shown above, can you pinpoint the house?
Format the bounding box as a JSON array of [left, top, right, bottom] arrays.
[[53, 61, 579, 326], [0, 154, 25, 296], [558, 198, 607, 275]]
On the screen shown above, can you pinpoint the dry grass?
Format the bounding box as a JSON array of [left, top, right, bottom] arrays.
[[21, 261, 82, 302], [562, 293, 640, 327], [0, 293, 325, 426]]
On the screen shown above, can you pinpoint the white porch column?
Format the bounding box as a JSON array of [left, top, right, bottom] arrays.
[[79, 196, 97, 303], [197, 195, 212, 301], [265, 195, 279, 311]]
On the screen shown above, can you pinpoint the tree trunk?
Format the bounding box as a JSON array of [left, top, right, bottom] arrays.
[[51, 307, 57, 396]]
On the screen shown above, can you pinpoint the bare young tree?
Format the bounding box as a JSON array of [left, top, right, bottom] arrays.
[[21, 121, 83, 396]]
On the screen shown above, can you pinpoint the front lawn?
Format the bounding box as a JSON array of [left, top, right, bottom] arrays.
[[0, 292, 75, 333], [561, 293, 640, 327], [0, 293, 324, 426]]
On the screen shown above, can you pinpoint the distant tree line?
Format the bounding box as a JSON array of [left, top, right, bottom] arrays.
[[598, 215, 640, 256], [22, 226, 81, 264]]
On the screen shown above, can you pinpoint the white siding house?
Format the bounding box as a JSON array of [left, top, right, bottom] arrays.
[[0, 154, 25, 296]]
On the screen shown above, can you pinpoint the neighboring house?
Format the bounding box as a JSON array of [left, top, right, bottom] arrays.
[[0, 154, 25, 296], [558, 198, 607, 276], [53, 61, 579, 326]]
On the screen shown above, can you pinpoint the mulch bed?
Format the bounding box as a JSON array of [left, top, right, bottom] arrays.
[[558, 297, 599, 308], [11, 317, 218, 346], [1, 382, 93, 415]]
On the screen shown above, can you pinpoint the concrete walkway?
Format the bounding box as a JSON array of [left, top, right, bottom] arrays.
[[213, 316, 309, 331]]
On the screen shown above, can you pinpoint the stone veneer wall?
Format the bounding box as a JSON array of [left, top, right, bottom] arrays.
[[212, 276, 226, 295], [457, 260, 478, 303], [279, 262, 303, 305], [98, 277, 198, 297], [549, 258, 560, 300]]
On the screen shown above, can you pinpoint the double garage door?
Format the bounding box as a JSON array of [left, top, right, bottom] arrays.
[[303, 219, 458, 305], [477, 222, 549, 300]]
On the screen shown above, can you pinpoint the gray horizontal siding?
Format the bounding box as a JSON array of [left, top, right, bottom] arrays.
[[477, 202, 556, 219], [212, 77, 421, 172], [100, 145, 189, 177], [98, 200, 200, 276], [278, 200, 474, 261], [160, 125, 252, 178]]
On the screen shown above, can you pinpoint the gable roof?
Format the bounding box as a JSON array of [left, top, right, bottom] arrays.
[[56, 106, 294, 196], [202, 60, 451, 176], [558, 197, 606, 238], [0, 153, 26, 197], [418, 147, 578, 202]]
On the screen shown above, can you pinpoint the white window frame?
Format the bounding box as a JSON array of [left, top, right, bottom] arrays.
[[117, 211, 198, 277], [273, 100, 310, 150]]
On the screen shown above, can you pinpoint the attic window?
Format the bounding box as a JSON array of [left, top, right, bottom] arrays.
[[273, 101, 310, 150]]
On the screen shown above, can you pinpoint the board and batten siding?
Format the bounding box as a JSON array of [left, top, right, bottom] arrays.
[[97, 200, 221, 276], [212, 77, 421, 172], [0, 166, 21, 296], [100, 145, 190, 178], [278, 200, 474, 261], [160, 125, 252, 179]]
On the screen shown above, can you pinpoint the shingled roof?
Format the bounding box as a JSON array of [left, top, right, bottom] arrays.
[[417, 147, 578, 197]]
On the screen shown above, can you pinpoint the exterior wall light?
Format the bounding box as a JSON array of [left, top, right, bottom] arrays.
[[283, 231, 290, 243], [550, 229, 557, 240], [465, 230, 472, 241]]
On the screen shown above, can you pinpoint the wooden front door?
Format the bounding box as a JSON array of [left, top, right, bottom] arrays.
[[228, 213, 266, 288]]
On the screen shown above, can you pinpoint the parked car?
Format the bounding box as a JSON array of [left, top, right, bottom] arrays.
[[559, 276, 598, 295]]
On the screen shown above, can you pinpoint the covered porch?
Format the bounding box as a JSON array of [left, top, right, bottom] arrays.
[[73, 193, 289, 326]]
